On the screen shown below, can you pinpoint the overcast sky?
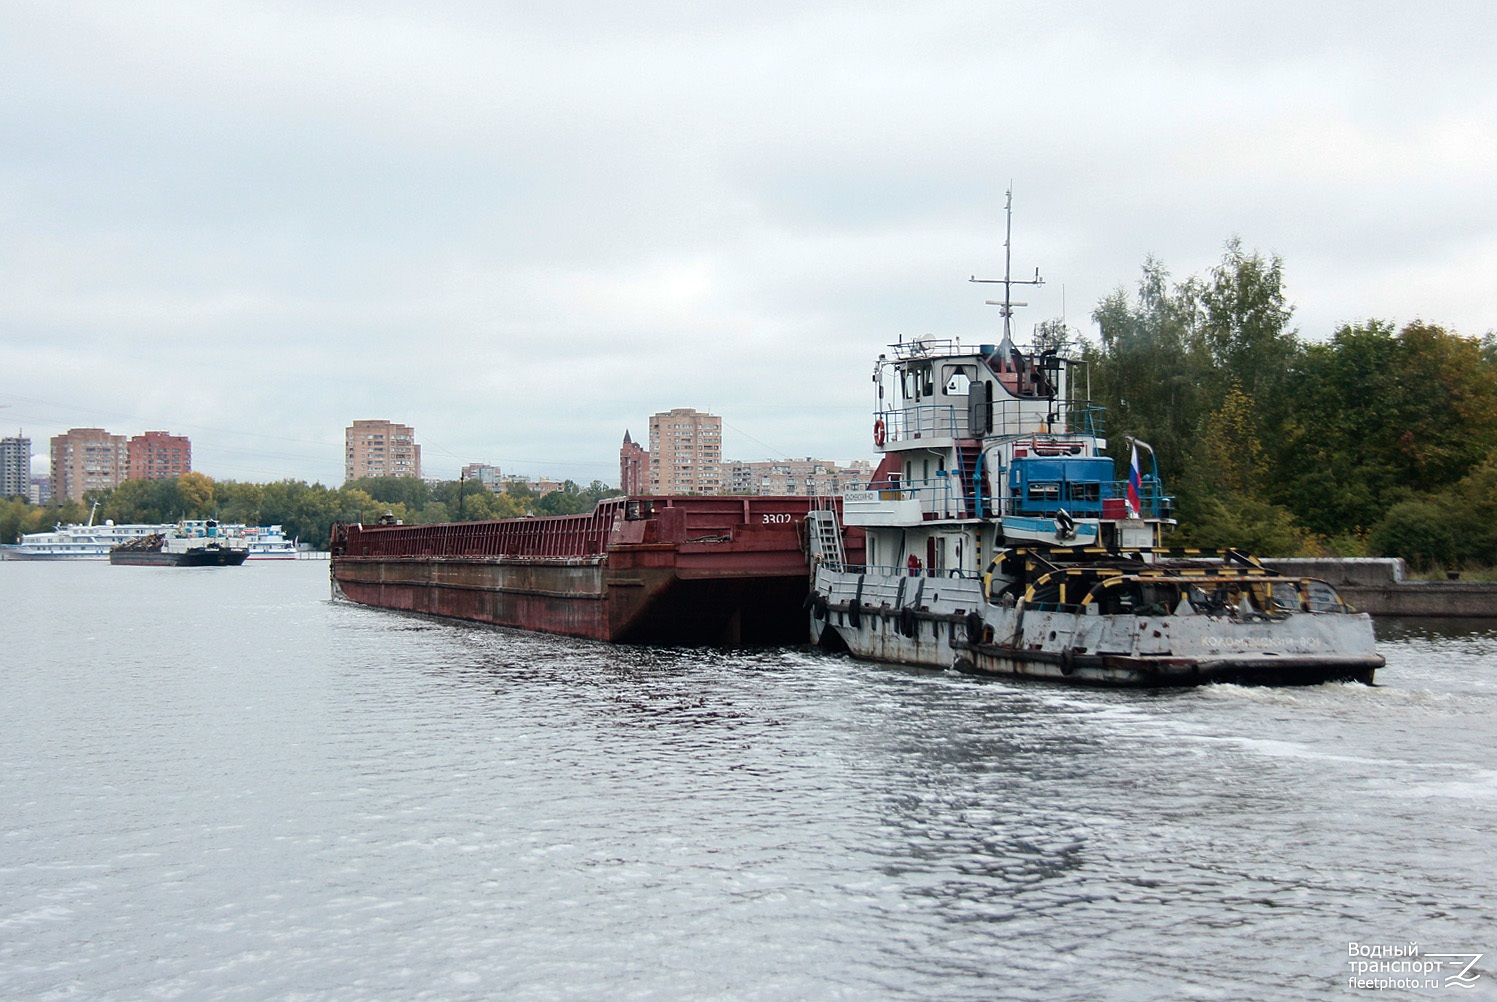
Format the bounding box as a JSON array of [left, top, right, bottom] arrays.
[[3, 1, 1493, 486]]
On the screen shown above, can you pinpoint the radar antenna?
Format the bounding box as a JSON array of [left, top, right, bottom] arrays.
[[969, 186, 1044, 342]]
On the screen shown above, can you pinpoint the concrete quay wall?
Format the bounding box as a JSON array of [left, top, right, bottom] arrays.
[[1263, 557, 1497, 617]]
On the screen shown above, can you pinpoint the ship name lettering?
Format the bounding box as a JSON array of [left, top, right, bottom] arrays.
[[1205, 636, 1321, 650]]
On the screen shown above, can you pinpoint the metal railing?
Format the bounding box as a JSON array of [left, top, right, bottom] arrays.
[[851, 474, 1171, 522], [875, 398, 1106, 444]]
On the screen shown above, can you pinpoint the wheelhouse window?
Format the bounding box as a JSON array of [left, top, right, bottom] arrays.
[[1027, 482, 1060, 503], [943, 364, 976, 396], [1066, 481, 1102, 503], [902, 363, 935, 401]]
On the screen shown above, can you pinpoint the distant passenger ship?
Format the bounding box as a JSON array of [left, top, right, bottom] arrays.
[[2, 510, 300, 561], [238, 524, 299, 560], [2, 519, 171, 560]]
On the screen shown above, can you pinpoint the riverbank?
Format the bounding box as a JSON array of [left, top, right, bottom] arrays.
[[1266, 557, 1497, 617]]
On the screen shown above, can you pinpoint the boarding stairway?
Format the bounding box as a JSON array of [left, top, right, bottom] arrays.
[[956, 439, 983, 518], [806, 504, 846, 573]]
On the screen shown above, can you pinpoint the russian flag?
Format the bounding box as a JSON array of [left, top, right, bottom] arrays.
[[1126, 442, 1142, 517]]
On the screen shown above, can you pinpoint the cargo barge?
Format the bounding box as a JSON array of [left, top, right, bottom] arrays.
[[329, 495, 861, 645], [109, 519, 250, 567], [110, 532, 249, 567]]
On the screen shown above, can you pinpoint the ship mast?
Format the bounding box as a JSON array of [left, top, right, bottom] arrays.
[[970, 187, 1044, 343]]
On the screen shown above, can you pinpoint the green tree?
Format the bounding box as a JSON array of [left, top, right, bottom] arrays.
[[1091, 241, 1298, 494], [1168, 382, 1312, 554], [100, 478, 182, 523], [0, 498, 30, 543], [1198, 238, 1298, 400], [415, 501, 451, 524], [258, 480, 349, 548], [1032, 317, 1080, 353], [490, 489, 529, 520], [216, 481, 266, 525], [1171, 492, 1310, 556], [1272, 321, 1497, 536], [430, 478, 493, 521], [503, 480, 537, 506], [535, 481, 586, 515], [1368, 499, 1459, 571], [1090, 256, 1213, 491], [1430, 450, 1497, 566], [336, 487, 399, 525], [1193, 383, 1268, 496], [343, 477, 430, 509], [584, 480, 625, 504]]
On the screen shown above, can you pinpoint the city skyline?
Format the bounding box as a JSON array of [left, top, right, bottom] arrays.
[[8, 410, 875, 495]]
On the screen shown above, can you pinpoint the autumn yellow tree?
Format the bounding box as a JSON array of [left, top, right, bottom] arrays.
[[178, 472, 215, 516]]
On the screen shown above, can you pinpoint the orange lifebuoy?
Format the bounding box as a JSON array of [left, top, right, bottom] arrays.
[[873, 419, 886, 446]]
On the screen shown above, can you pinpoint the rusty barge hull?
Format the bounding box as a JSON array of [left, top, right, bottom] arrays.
[[330, 496, 862, 646]]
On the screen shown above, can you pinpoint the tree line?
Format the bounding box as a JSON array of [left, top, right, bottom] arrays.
[[0, 475, 623, 550], [1086, 238, 1497, 570]]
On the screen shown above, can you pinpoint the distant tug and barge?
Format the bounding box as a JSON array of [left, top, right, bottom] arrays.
[[109, 519, 249, 567], [330, 205, 1382, 687]]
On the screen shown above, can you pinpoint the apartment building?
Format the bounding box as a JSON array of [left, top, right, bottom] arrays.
[[647, 409, 721, 495], [460, 463, 503, 490], [1, 434, 30, 499], [127, 431, 192, 481], [345, 420, 421, 482], [50, 427, 129, 502]]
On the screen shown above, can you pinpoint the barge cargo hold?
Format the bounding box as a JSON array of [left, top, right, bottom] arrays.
[[329, 496, 861, 645]]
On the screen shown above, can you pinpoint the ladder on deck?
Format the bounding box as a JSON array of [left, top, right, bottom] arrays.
[[956, 438, 984, 518], [806, 506, 846, 572]]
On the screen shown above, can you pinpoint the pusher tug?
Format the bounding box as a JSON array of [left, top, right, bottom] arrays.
[[805, 195, 1382, 686]]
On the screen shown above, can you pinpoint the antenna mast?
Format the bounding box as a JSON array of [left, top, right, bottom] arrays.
[[970, 186, 1044, 341]]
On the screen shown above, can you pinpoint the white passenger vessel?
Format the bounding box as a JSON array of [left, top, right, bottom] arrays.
[[2, 508, 171, 560], [2, 506, 298, 562], [806, 201, 1382, 686]]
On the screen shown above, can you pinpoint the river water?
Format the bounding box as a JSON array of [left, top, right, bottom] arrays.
[[2, 561, 1493, 1001]]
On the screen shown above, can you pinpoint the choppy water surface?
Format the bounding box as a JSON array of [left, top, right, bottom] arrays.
[[2, 562, 1494, 1001]]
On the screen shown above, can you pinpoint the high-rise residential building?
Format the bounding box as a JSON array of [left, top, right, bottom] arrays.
[[648, 408, 721, 495], [345, 419, 421, 482], [460, 463, 503, 491], [1, 434, 31, 499], [50, 428, 129, 502], [127, 431, 191, 481], [619, 431, 648, 495]]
